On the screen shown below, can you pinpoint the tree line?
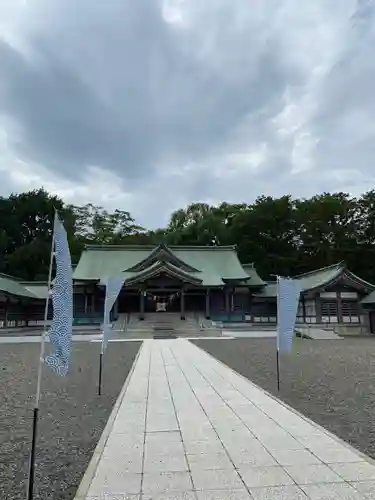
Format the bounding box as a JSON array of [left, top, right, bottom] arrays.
[[0, 189, 374, 282]]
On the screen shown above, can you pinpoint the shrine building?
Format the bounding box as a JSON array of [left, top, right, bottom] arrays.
[[1, 243, 375, 335], [71, 244, 375, 335]]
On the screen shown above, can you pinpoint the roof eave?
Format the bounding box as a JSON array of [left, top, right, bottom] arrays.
[[222, 277, 250, 283], [299, 269, 344, 292], [124, 262, 203, 287], [344, 270, 375, 292], [294, 262, 345, 279]]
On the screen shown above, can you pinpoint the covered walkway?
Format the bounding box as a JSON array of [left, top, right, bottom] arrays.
[[75, 339, 375, 499]]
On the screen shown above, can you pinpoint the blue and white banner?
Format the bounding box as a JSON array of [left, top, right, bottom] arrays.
[[45, 213, 73, 376], [277, 277, 301, 354], [102, 276, 124, 349]]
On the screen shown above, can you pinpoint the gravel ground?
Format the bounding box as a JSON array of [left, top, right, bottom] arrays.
[[0, 341, 141, 500], [193, 337, 375, 459]]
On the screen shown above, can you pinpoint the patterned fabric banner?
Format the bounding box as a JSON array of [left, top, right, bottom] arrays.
[[277, 277, 301, 354], [45, 213, 73, 376], [102, 276, 124, 349]]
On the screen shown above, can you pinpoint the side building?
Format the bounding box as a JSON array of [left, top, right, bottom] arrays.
[[1, 243, 375, 334], [0, 274, 49, 328]]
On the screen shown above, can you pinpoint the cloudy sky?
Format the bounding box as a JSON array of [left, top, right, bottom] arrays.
[[1, 0, 374, 228]]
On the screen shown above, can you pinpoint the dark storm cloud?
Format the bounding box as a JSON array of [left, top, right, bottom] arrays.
[[1, 0, 375, 228], [0, 0, 302, 185]]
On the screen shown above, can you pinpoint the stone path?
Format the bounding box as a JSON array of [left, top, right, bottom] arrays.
[[77, 339, 375, 499], [222, 331, 277, 338], [0, 333, 103, 344]]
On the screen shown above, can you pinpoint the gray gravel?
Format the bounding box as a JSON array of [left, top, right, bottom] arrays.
[[0, 341, 141, 500], [192, 337, 375, 459]]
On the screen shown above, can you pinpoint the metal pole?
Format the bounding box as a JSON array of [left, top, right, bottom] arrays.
[[98, 349, 103, 396], [276, 349, 280, 392], [27, 212, 56, 500], [276, 275, 280, 392]]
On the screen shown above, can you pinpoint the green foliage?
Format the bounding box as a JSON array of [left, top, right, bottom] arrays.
[[1, 189, 375, 282], [67, 203, 144, 244]]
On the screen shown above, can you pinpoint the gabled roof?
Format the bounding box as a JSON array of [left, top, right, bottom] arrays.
[[241, 264, 266, 286], [125, 260, 202, 286], [74, 244, 249, 286], [125, 244, 200, 273], [294, 263, 344, 292], [254, 263, 375, 298], [295, 263, 375, 292]]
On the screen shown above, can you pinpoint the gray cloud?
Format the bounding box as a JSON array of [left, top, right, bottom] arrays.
[[1, 0, 375, 227]]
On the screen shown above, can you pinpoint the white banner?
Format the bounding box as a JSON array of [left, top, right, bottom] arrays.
[[277, 277, 301, 354], [102, 276, 124, 349]]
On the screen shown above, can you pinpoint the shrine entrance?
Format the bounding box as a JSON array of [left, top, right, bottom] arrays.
[[144, 291, 181, 313]]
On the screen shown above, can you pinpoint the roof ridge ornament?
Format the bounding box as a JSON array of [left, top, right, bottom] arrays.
[[210, 236, 220, 246]]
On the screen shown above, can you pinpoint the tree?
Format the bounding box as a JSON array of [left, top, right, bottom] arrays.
[[166, 202, 248, 246], [294, 193, 360, 273], [2, 187, 375, 283], [230, 195, 298, 278], [0, 189, 70, 279], [69, 203, 143, 245], [168, 203, 211, 232]]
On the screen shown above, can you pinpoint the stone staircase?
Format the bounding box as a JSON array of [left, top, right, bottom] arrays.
[[219, 322, 276, 332], [296, 325, 342, 340], [112, 312, 221, 338]]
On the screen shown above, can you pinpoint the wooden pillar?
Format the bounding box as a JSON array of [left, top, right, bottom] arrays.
[[4, 298, 9, 328], [369, 311, 375, 334], [15, 299, 19, 327], [25, 302, 29, 327], [205, 289, 210, 319], [301, 294, 307, 323], [315, 296, 322, 323], [84, 288, 88, 314], [225, 288, 230, 318], [140, 290, 145, 320], [337, 291, 343, 323], [114, 297, 119, 320], [180, 288, 185, 320], [248, 292, 253, 322]]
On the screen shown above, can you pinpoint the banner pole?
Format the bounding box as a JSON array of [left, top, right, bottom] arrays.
[[27, 213, 55, 500], [98, 288, 107, 396], [98, 341, 104, 396], [98, 277, 124, 395], [276, 349, 280, 392], [276, 275, 281, 392]]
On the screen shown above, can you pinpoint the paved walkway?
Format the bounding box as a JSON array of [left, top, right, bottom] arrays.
[[78, 339, 375, 499], [0, 333, 103, 344]]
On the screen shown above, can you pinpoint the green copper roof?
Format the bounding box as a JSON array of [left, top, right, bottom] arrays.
[[125, 260, 202, 286], [74, 244, 249, 286], [253, 282, 277, 298], [255, 263, 375, 298], [296, 263, 375, 292], [125, 244, 200, 273], [21, 282, 49, 299], [255, 264, 344, 298], [361, 291, 375, 305], [295, 263, 344, 291], [242, 264, 266, 286], [0, 274, 40, 299]]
